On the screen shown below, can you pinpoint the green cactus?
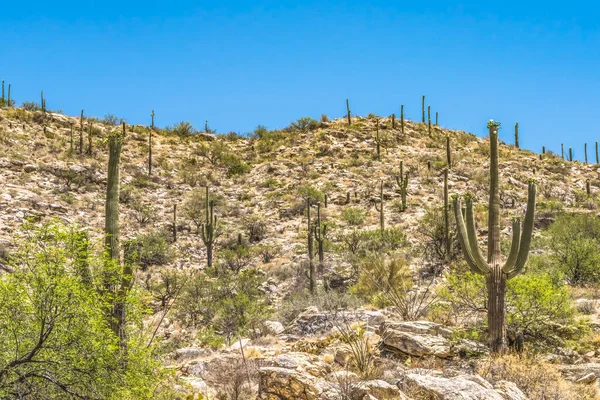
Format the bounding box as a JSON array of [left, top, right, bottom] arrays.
[[79, 110, 84, 155], [87, 122, 93, 156], [436, 111, 439, 126], [453, 120, 536, 353], [585, 143, 588, 164], [205, 120, 209, 133], [446, 135, 452, 167], [401, 105, 405, 136], [428, 105, 431, 135], [561, 143, 564, 160], [7, 84, 10, 108], [569, 147, 573, 162], [41, 90, 46, 114], [587, 179, 591, 196], [324, 193, 328, 208], [1, 80, 3, 102], [306, 197, 316, 294], [346, 99, 351, 126], [596, 142, 598, 164], [69, 123, 74, 153], [444, 168, 450, 261], [391, 113, 396, 129], [514, 122, 519, 148], [149, 110, 154, 176], [542, 146, 545, 154], [422, 95, 425, 123], [374, 181, 385, 230], [201, 186, 217, 268], [313, 202, 327, 267], [395, 161, 408, 212], [375, 118, 381, 160]]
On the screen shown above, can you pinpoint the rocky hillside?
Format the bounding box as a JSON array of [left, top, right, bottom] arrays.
[[1, 106, 600, 399]]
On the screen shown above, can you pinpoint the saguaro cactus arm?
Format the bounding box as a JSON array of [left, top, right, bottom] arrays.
[[465, 196, 489, 272], [453, 196, 490, 275], [506, 181, 536, 278]]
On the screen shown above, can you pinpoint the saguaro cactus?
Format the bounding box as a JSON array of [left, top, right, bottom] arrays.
[[173, 204, 177, 243], [514, 123, 519, 149], [421, 95, 425, 123], [446, 135, 452, 167], [306, 198, 316, 294], [7, 84, 10, 108], [401, 105, 405, 136], [1, 80, 3, 102], [444, 168, 450, 261], [87, 123, 93, 156], [542, 146, 545, 155], [374, 181, 385, 230], [346, 99, 351, 126], [79, 110, 84, 155], [41, 91, 46, 114], [561, 143, 565, 160], [436, 112, 439, 126], [596, 142, 599, 165], [201, 186, 217, 268], [375, 119, 381, 160], [428, 105, 431, 135], [453, 120, 536, 353], [569, 148, 573, 162], [313, 202, 327, 267], [587, 179, 591, 196], [391, 114, 396, 129], [585, 143, 588, 164], [149, 110, 154, 176], [395, 162, 408, 212], [105, 123, 127, 346], [69, 123, 74, 153]]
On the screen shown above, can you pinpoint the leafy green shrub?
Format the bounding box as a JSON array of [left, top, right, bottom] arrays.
[[22, 101, 40, 111], [287, 117, 319, 132], [168, 121, 196, 136], [545, 214, 600, 284], [350, 255, 411, 307], [123, 231, 173, 270], [102, 114, 125, 125], [341, 207, 367, 226], [341, 227, 407, 258], [438, 268, 587, 349]]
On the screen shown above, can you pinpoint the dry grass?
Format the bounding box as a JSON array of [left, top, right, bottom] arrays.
[[477, 353, 599, 400]]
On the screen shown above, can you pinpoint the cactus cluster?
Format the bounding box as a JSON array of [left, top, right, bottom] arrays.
[[453, 120, 536, 353]]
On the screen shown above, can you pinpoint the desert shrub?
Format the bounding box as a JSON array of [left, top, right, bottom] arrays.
[[350, 255, 411, 306], [176, 268, 271, 345], [131, 200, 154, 226], [196, 140, 229, 165], [219, 237, 254, 273], [478, 353, 599, 400], [255, 243, 281, 263], [102, 114, 125, 125], [320, 114, 330, 123], [296, 184, 325, 204], [333, 319, 380, 379], [123, 231, 173, 270], [21, 101, 41, 111], [244, 215, 268, 242], [277, 289, 362, 325], [438, 269, 587, 349], [545, 213, 600, 284], [287, 117, 319, 132], [417, 206, 459, 266], [168, 121, 196, 136], [341, 227, 407, 259], [182, 189, 219, 232], [222, 153, 251, 176], [341, 207, 367, 226]]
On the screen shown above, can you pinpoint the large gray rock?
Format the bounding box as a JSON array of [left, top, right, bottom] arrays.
[[350, 380, 407, 400], [404, 372, 527, 400], [379, 321, 453, 358], [556, 363, 600, 382], [258, 367, 329, 400]]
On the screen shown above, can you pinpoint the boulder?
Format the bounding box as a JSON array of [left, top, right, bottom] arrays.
[[494, 380, 528, 400], [258, 367, 328, 400], [175, 346, 208, 361], [556, 363, 600, 382], [350, 380, 406, 400], [379, 321, 453, 358], [264, 320, 285, 335], [404, 372, 513, 400]]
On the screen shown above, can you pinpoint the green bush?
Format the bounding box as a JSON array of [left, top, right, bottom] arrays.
[[287, 117, 319, 132], [341, 207, 367, 226], [123, 231, 173, 270], [341, 227, 407, 258], [350, 255, 411, 307], [168, 121, 196, 136]]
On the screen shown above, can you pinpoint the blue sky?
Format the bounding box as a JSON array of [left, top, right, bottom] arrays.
[[1, 1, 599, 158]]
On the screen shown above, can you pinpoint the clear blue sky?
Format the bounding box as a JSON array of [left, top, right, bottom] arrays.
[[1, 1, 599, 158]]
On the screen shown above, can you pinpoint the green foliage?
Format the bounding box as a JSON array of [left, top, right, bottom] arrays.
[[176, 268, 271, 345], [417, 206, 458, 265], [0, 220, 172, 399], [438, 268, 587, 349], [124, 231, 174, 271], [350, 255, 411, 307], [168, 121, 196, 136], [287, 117, 319, 132], [277, 289, 362, 325], [341, 206, 367, 226], [103, 113, 125, 125], [341, 227, 407, 258], [22, 101, 41, 111], [296, 184, 325, 203], [544, 213, 600, 284]]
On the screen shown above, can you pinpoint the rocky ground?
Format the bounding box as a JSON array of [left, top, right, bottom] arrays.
[[1, 107, 600, 399]]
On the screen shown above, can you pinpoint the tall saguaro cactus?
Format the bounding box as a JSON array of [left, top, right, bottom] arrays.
[[453, 120, 536, 353], [1, 80, 3, 102], [346, 99, 351, 126], [375, 118, 381, 160], [428, 106, 431, 135], [514, 123, 519, 149], [87, 123, 93, 156], [149, 110, 154, 176], [569, 148, 573, 162], [307, 198, 316, 294], [444, 168, 450, 261], [79, 110, 84, 155], [374, 181, 385, 230], [596, 142, 599, 165], [7, 84, 10, 108], [561, 143, 565, 160], [313, 202, 327, 268], [201, 186, 217, 268], [396, 162, 409, 212], [421, 95, 425, 123], [401, 105, 405, 136], [105, 123, 128, 347], [436, 112, 439, 126], [446, 136, 452, 167]]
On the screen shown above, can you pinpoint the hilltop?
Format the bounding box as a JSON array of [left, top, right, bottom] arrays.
[[1, 105, 600, 399]]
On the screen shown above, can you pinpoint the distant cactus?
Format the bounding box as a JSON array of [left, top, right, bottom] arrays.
[[201, 186, 217, 268], [346, 191, 351, 205], [1, 81, 3, 102], [374, 181, 385, 230], [569, 148, 573, 162], [428, 105, 431, 135], [346, 99, 351, 126], [41, 91, 46, 115], [395, 161, 408, 212], [313, 202, 327, 267], [587, 179, 591, 196], [453, 120, 536, 353], [401, 105, 405, 136], [149, 110, 154, 176], [422, 95, 425, 123], [79, 110, 84, 155], [391, 113, 396, 129], [444, 168, 450, 261], [596, 142, 599, 164], [306, 198, 316, 294], [561, 143, 564, 160], [585, 143, 588, 164], [542, 146, 545, 154], [436, 111, 439, 126], [446, 135, 452, 167], [375, 118, 381, 160], [514, 123, 519, 148], [6, 84, 10, 108], [205, 120, 209, 133], [69, 123, 74, 153], [324, 193, 328, 208]]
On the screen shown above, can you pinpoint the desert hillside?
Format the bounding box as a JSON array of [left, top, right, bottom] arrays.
[[2, 104, 600, 399]]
